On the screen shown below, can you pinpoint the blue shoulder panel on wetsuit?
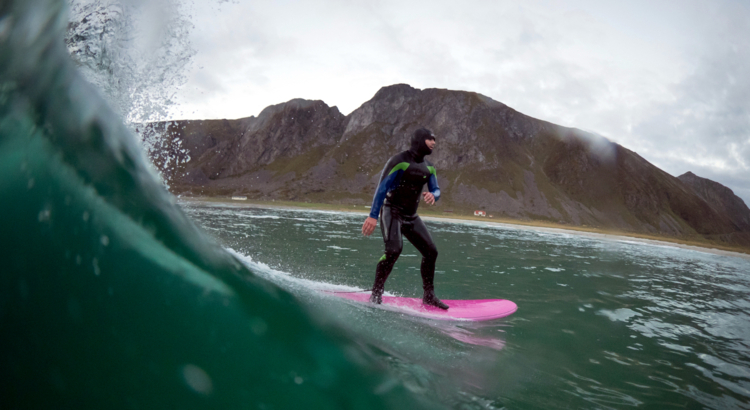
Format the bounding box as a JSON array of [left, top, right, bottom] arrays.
[[369, 163, 408, 219]]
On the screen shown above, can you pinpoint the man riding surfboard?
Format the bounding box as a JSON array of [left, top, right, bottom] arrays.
[[361, 127, 448, 310]]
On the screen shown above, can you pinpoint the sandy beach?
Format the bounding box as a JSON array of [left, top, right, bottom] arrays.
[[179, 197, 750, 260]]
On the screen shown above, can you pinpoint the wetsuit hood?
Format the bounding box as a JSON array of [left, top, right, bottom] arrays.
[[409, 127, 435, 162]]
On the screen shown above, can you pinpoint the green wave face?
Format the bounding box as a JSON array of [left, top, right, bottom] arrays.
[[0, 1, 438, 409]]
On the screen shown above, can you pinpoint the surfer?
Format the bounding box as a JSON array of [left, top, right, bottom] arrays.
[[361, 127, 449, 310]]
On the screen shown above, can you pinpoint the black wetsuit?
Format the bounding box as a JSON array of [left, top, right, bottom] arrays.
[[368, 128, 448, 309]]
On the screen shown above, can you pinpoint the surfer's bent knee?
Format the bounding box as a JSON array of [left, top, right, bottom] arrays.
[[429, 250, 438, 262], [383, 248, 402, 261], [426, 244, 437, 259]]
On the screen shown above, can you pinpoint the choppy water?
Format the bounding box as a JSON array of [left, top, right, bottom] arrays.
[[182, 202, 750, 409], [3, 0, 750, 408]]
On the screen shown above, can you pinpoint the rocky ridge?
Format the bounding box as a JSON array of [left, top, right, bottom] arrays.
[[149, 84, 750, 248], [678, 172, 750, 232]]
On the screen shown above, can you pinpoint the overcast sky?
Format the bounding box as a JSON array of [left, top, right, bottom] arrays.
[[170, 0, 750, 205]]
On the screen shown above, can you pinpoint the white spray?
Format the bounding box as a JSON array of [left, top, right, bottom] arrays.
[[64, 0, 197, 187]]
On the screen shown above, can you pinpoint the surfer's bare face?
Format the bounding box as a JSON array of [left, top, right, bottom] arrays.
[[426, 138, 436, 150]]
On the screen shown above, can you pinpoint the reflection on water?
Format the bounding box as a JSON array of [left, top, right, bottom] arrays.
[[183, 201, 750, 409]]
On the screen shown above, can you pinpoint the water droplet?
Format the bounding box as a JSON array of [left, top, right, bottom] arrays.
[[92, 258, 100, 276], [82, 211, 89, 222], [38, 207, 51, 222], [27, 178, 35, 189], [100, 235, 109, 246], [250, 317, 268, 336], [181, 364, 213, 396]]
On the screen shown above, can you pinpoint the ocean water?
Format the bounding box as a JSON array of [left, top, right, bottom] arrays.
[[182, 202, 750, 409], [1, 1, 433, 408], [3, 0, 750, 408]]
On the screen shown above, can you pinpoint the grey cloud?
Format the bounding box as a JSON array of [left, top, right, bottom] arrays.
[[468, 1, 750, 205], [177, 2, 301, 102], [171, 0, 750, 204], [627, 1, 750, 203]]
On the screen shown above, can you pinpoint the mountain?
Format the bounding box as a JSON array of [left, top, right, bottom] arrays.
[[149, 84, 750, 248], [678, 172, 750, 232]]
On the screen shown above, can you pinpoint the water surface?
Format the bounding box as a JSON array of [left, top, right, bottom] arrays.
[[183, 201, 750, 409]]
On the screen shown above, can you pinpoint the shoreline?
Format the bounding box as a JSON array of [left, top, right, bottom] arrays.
[[179, 196, 750, 260]]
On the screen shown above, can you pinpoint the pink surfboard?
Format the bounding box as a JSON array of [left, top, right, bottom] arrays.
[[326, 291, 517, 321]]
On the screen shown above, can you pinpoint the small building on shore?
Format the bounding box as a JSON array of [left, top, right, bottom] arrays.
[[474, 210, 486, 217], [231, 196, 247, 201]]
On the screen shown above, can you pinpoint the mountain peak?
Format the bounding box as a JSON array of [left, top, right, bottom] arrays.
[[372, 83, 420, 99], [679, 171, 697, 179]]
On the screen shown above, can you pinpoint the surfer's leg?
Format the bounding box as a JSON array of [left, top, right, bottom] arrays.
[[404, 217, 448, 310], [371, 206, 402, 304]]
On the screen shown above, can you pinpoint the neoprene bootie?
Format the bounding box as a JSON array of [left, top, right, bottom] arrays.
[[371, 254, 397, 304], [370, 288, 383, 304], [423, 288, 449, 310]]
